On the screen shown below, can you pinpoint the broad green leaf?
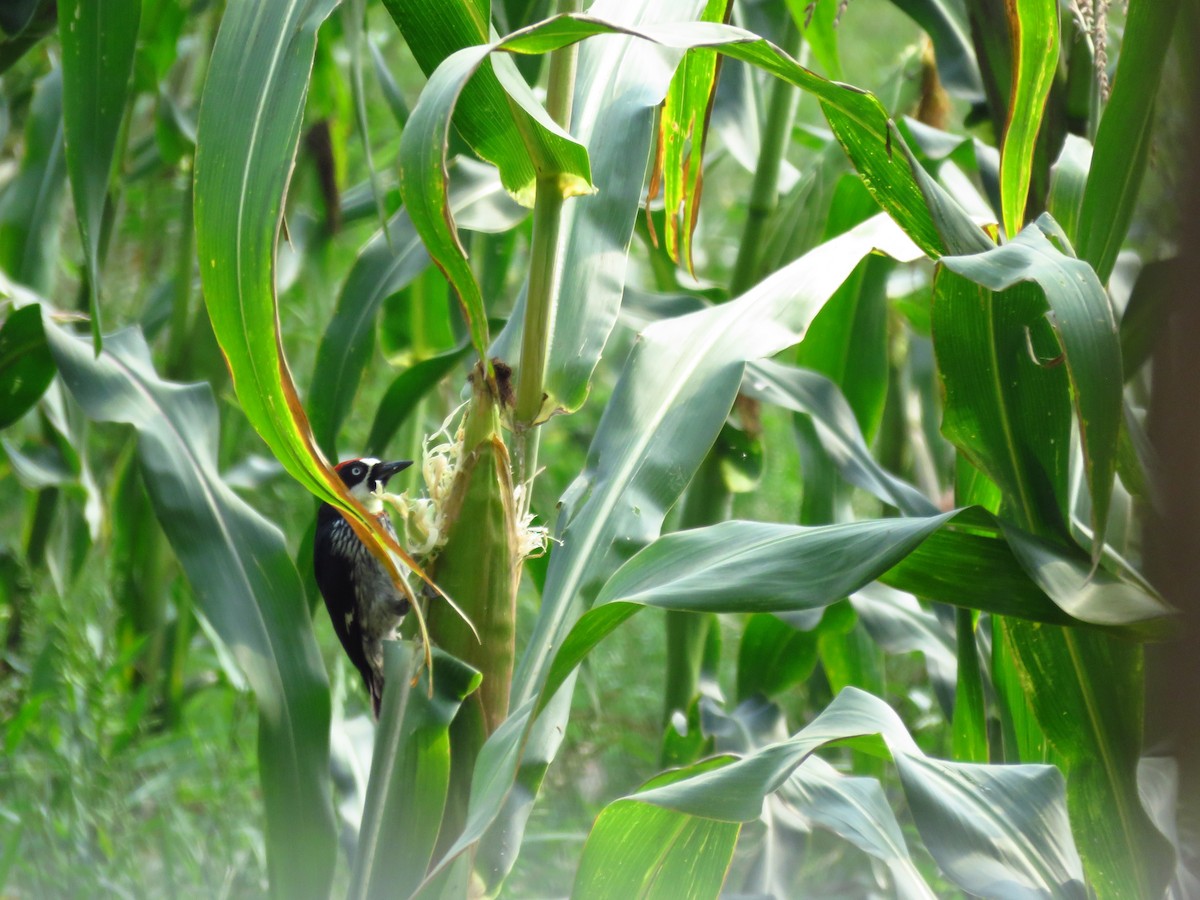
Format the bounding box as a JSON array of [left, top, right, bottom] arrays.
[[896, 751, 1084, 898], [1000, 621, 1173, 898], [58, 0, 140, 351], [933, 269, 1068, 537], [878, 513, 1156, 630], [940, 215, 1121, 558], [998, 0, 1058, 239], [589, 517, 954, 615], [349, 643, 480, 900], [397, 29, 592, 360], [194, 0, 337, 491], [516, 214, 920, 707], [736, 613, 818, 701], [1077, 0, 1181, 283], [0, 304, 54, 429], [534, 508, 1168, 714], [621, 688, 1086, 899], [0, 67, 67, 294], [193, 0, 425, 617], [44, 323, 336, 899], [573, 798, 738, 900]]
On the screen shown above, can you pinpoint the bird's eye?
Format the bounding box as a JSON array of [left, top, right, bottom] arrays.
[[352, 465, 363, 476]]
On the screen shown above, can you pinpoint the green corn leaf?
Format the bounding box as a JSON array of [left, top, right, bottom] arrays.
[[585, 688, 1085, 899], [44, 322, 337, 899], [998, 0, 1058, 240], [0, 67, 67, 294], [1000, 620, 1173, 898], [573, 793, 738, 899], [534, 512, 1166, 714], [193, 0, 428, 620], [1077, 0, 1182, 283], [654, 0, 730, 274], [58, 0, 140, 352], [0, 304, 55, 429], [407, 11, 951, 422], [939, 215, 1121, 560], [349, 643, 481, 900], [308, 159, 524, 456]]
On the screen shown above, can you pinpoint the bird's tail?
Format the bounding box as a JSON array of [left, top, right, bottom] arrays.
[[369, 670, 385, 719]]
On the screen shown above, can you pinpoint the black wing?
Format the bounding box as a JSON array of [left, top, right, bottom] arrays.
[[313, 507, 381, 713]]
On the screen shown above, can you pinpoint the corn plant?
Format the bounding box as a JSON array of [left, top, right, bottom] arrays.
[[0, 0, 1193, 897]]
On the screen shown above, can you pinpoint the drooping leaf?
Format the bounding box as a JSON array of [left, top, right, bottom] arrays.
[[533, 511, 1164, 713], [939, 215, 1121, 559], [396, 20, 593, 361], [411, 10, 952, 424], [605, 688, 1086, 899], [782, 755, 937, 899], [742, 359, 938, 517], [44, 322, 337, 899], [193, 0, 428, 631], [382, 0, 589, 206]]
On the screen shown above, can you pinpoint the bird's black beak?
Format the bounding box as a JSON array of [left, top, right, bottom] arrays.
[[375, 459, 413, 486]]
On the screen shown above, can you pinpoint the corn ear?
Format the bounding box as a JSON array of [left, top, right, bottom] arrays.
[[426, 363, 520, 734]]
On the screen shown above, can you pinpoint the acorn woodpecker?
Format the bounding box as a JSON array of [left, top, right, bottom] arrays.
[[314, 457, 413, 717]]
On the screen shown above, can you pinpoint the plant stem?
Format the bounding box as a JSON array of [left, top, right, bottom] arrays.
[[514, 0, 579, 492], [662, 450, 730, 732], [729, 19, 801, 296]]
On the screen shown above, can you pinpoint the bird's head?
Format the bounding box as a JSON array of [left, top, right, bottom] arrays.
[[334, 458, 413, 512]]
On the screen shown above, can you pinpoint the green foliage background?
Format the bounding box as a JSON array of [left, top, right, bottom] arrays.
[[0, 0, 1194, 897]]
